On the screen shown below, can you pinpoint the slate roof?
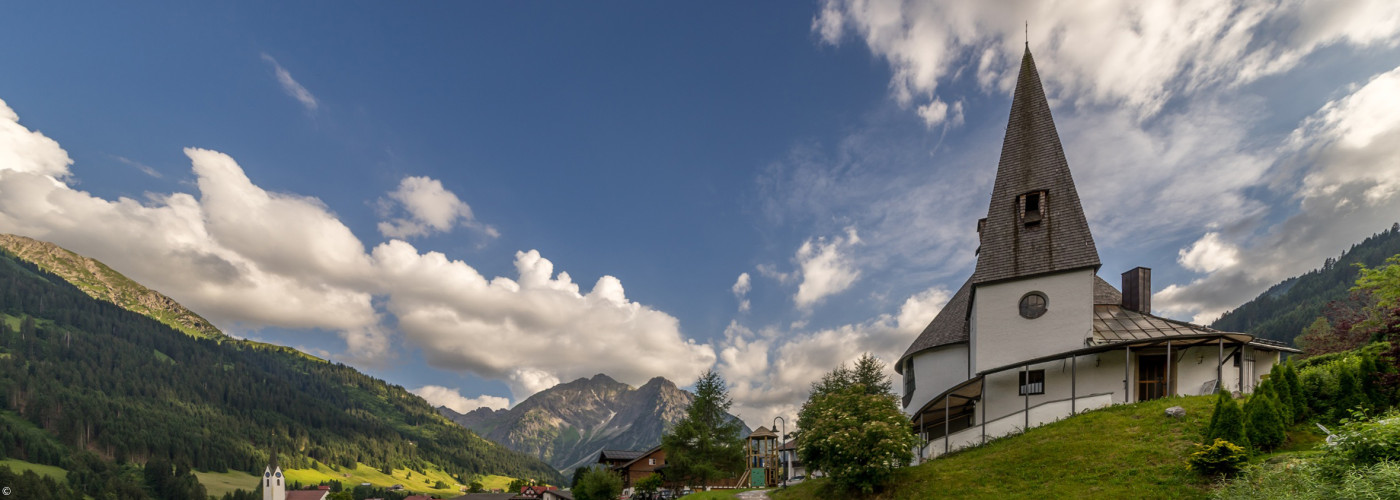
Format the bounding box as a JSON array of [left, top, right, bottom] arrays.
[[972, 46, 1100, 285], [598, 449, 646, 461], [1093, 275, 1121, 305], [896, 277, 973, 370], [285, 491, 329, 500]]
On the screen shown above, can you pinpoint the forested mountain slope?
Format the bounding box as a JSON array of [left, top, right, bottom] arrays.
[[0, 243, 563, 485], [1210, 223, 1400, 344]]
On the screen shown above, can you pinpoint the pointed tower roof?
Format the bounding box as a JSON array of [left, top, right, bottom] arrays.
[[972, 46, 1099, 285]]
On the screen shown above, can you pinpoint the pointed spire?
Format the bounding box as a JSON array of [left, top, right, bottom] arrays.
[[971, 46, 1100, 285]]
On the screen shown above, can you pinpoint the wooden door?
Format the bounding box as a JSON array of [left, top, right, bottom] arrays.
[[1137, 355, 1167, 401]]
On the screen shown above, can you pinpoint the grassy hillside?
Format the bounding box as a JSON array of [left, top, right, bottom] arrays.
[[774, 396, 1217, 500], [0, 458, 69, 482]]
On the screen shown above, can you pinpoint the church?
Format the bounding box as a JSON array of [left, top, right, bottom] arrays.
[[261, 461, 329, 500], [894, 46, 1298, 461]]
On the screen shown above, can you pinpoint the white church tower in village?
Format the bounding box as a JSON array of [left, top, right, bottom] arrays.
[[895, 45, 1298, 462], [262, 460, 286, 500]]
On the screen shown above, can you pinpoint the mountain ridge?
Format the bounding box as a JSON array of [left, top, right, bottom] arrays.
[[0, 234, 225, 341], [440, 373, 751, 473]]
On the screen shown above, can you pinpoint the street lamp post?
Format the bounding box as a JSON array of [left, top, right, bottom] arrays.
[[773, 416, 787, 489]]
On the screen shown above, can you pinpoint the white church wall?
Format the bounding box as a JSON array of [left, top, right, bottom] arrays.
[[978, 354, 1130, 427], [922, 392, 1113, 460], [972, 269, 1095, 373], [904, 344, 970, 416]]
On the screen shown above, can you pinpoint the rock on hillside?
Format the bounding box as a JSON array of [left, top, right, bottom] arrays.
[[440, 374, 750, 473]]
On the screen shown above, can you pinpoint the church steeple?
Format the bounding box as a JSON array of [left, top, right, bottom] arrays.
[[972, 46, 1100, 285]]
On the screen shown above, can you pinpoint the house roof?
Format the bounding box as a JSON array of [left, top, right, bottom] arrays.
[[448, 494, 513, 500], [897, 277, 972, 370], [598, 449, 647, 462], [285, 491, 329, 500], [1091, 305, 1295, 352], [1093, 276, 1121, 305], [614, 445, 664, 470], [972, 46, 1100, 285]]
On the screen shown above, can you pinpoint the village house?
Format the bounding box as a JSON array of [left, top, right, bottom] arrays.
[[776, 440, 804, 480], [895, 45, 1299, 462], [511, 484, 560, 499], [597, 446, 666, 489]]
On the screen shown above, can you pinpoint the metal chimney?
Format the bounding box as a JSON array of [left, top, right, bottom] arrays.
[[1121, 267, 1151, 314]]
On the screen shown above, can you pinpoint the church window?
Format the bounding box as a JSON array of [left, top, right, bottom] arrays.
[[1019, 191, 1047, 226], [1019, 292, 1048, 319], [903, 358, 915, 395], [1019, 369, 1045, 395]]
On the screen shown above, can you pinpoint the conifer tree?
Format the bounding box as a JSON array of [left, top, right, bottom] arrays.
[[1205, 390, 1224, 439], [1205, 391, 1249, 450], [1269, 374, 1296, 425], [661, 370, 744, 489], [1244, 383, 1286, 450], [1282, 361, 1306, 422]]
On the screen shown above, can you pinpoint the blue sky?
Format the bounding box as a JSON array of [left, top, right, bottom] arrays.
[[3, 1, 1400, 426]]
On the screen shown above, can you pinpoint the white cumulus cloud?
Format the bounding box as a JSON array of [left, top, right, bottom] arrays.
[[793, 227, 862, 309], [412, 385, 510, 413], [0, 96, 714, 398], [378, 175, 498, 239], [732, 272, 752, 312], [719, 285, 950, 425], [1178, 232, 1240, 273]]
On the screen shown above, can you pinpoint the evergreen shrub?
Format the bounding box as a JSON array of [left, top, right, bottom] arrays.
[[1187, 439, 1249, 477], [1205, 390, 1249, 450], [1244, 384, 1286, 451]]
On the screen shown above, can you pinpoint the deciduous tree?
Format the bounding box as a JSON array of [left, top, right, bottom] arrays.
[[796, 354, 916, 494]]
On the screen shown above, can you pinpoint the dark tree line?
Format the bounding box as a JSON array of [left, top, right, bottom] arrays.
[[0, 251, 563, 491]]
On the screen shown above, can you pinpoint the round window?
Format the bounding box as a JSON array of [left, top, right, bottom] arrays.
[[1019, 292, 1048, 319]]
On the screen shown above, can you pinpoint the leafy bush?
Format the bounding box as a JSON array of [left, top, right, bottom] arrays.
[[1187, 439, 1249, 477], [1319, 412, 1400, 478], [574, 465, 622, 500], [635, 473, 663, 496], [1212, 459, 1400, 500]]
